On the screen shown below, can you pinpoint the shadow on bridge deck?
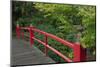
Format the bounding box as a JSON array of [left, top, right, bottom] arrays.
[[11, 37, 55, 66]]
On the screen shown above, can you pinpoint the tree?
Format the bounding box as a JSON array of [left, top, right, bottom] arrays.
[[12, 1, 96, 61], [78, 6, 96, 48]]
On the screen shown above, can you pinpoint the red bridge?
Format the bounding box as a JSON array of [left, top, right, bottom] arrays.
[[14, 24, 86, 65]]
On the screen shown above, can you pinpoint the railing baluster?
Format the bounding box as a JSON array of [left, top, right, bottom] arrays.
[[73, 42, 86, 62], [73, 33, 86, 62], [16, 24, 20, 39], [16, 25, 87, 62], [29, 24, 34, 47]]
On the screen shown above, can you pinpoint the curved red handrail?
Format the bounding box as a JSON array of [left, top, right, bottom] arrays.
[[16, 25, 86, 62]]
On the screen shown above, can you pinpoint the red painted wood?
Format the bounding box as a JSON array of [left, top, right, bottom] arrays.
[[32, 28, 74, 48], [16, 24, 20, 39], [73, 42, 81, 62], [80, 46, 86, 61], [16, 25, 87, 62], [29, 25, 34, 47], [32, 37, 72, 62], [73, 42, 86, 62]]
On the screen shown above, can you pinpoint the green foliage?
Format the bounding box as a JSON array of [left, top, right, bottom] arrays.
[[13, 1, 96, 62], [78, 6, 96, 48]]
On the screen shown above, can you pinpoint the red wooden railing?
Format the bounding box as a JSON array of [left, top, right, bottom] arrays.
[[16, 24, 86, 62]]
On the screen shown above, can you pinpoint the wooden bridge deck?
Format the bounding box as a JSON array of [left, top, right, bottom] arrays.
[[11, 38, 55, 66]]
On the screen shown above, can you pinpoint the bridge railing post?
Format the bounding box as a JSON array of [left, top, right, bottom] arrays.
[[73, 42, 86, 62], [16, 24, 20, 39], [29, 24, 34, 47], [73, 33, 86, 62]]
